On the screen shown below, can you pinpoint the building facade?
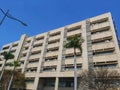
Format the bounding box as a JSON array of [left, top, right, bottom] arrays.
[[0, 12, 120, 90]]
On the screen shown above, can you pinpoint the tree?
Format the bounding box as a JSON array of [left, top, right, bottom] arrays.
[[7, 61, 20, 90], [64, 35, 84, 90], [0, 51, 14, 80], [78, 68, 120, 90], [0, 70, 25, 90], [10, 70, 25, 90]]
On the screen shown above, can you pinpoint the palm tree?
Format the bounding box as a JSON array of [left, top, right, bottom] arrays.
[[0, 51, 14, 80], [64, 35, 84, 90], [0, 70, 25, 90], [11, 71, 25, 90], [7, 61, 20, 90]]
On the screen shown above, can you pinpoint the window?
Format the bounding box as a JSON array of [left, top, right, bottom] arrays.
[[94, 64, 117, 69], [23, 47, 29, 51], [26, 68, 37, 72], [92, 36, 112, 44], [45, 56, 57, 61], [29, 58, 39, 63], [44, 78, 55, 87], [59, 78, 74, 87], [47, 47, 59, 52], [0, 64, 2, 67], [93, 49, 114, 55], [64, 64, 82, 71], [43, 65, 57, 71]]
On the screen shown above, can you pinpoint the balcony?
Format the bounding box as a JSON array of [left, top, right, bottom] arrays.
[[16, 64, 24, 69], [91, 22, 110, 31], [11, 47, 17, 51], [0, 61, 4, 64], [47, 43, 59, 49], [31, 47, 42, 52], [39, 72, 57, 77], [64, 57, 82, 65], [42, 66, 57, 72], [6, 59, 14, 63], [92, 42, 114, 51], [45, 51, 58, 57], [29, 55, 41, 60], [33, 40, 43, 45], [1, 49, 9, 53], [93, 54, 118, 62], [27, 63, 38, 68], [65, 48, 80, 55], [91, 31, 112, 40], [2, 45, 10, 50], [24, 43, 31, 47], [44, 60, 58, 66], [67, 29, 82, 37], [22, 50, 28, 54], [5, 66, 13, 70], [25, 73, 37, 78], [48, 35, 60, 41], [20, 57, 26, 61]]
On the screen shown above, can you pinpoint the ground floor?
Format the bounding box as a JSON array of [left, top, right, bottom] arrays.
[[26, 77, 74, 90]]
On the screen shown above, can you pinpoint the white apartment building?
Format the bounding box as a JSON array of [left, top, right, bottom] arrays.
[[0, 12, 120, 90]]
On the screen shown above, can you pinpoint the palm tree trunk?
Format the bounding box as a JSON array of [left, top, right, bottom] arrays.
[[0, 69, 4, 80], [74, 48, 77, 90], [7, 67, 15, 90], [7, 73, 14, 90], [0, 60, 6, 80]]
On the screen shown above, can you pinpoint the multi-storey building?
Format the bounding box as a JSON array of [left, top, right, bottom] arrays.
[[0, 12, 120, 90]]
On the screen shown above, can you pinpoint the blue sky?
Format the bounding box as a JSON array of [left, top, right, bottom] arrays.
[[0, 0, 120, 49]]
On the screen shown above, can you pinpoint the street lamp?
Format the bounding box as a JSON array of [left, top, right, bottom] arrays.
[[0, 8, 27, 26]]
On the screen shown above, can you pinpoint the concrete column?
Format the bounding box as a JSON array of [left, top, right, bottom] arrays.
[[22, 36, 35, 73], [54, 77, 59, 90], [108, 13, 120, 72], [14, 34, 27, 60], [37, 32, 48, 73], [32, 33, 48, 90], [33, 77, 39, 90], [57, 29, 65, 73], [81, 21, 89, 70]]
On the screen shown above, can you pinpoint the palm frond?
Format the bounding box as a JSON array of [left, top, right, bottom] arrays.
[[2, 51, 14, 60], [64, 35, 84, 54], [10, 61, 20, 67]]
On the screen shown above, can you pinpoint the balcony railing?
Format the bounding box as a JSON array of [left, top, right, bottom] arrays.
[[91, 22, 110, 31], [48, 35, 61, 41], [93, 54, 118, 62], [92, 42, 114, 51], [47, 43, 59, 49], [91, 31, 112, 40], [45, 51, 58, 57], [44, 60, 58, 66], [67, 29, 82, 37]]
